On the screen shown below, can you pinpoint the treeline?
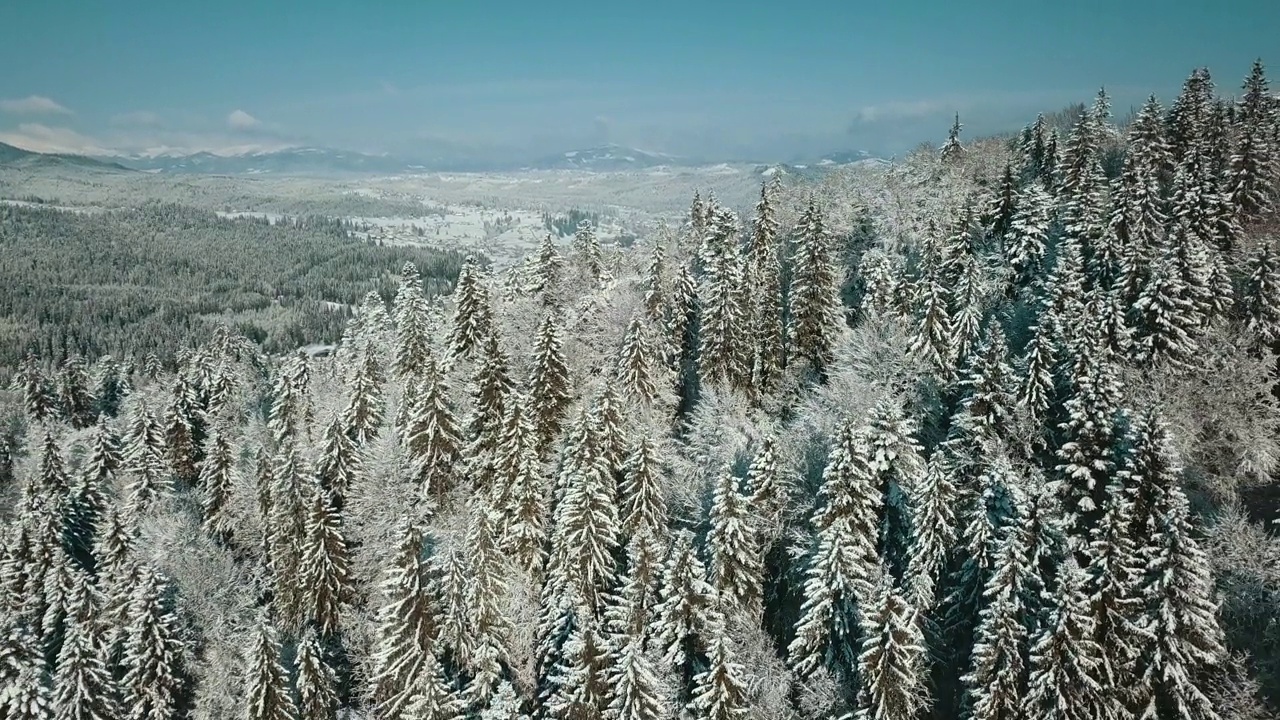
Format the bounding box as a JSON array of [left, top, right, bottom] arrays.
[[0, 201, 473, 369]]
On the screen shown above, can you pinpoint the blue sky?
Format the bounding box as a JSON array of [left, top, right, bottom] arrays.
[[1, 0, 1277, 160]]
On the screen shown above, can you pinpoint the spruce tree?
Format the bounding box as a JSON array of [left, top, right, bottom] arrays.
[[121, 399, 169, 519], [652, 532, 721, 685], [688, 635, 748, 720], [120, 567, 185, 720], [56, 355, 95, 429], [16, 353, 55, 423], [393, 262, 434, 378], [854, 569, 928, 720], [642, 239, 666, 326], [448, 255, 494, 363], [960, 520, 1031, 720], [51, 575, 118, 720], [403, 651, 464, 720], [367, 521, 438, 719], [572, 219, 605, 284], [707, 469, 762, 614], [403, 357, 463, 500], [315, 415, 360, 512], [698, 206, 748, 389], [531, 233, 566, 307], [1004, 181, 1052, 289], [0, 618, 50, 720], [606, 528, 667, 643], [746, 179, 786, 395], [526, 314, 572, 456], [1021, 557, 1110, 720], [1132, 253, 1200, 369], [607, 637, 669, 720], [1229, 60, 1275, 223], [466, 331, 515, 491], [1241, 242, 1280, 347], [941, 113, 965, 163], [543, 618, 611, 720], [788, 198, 844, 379], [551, 408, 620, 611], [295, 626, 338, 720], [67, 419, 117, 568], [299, 481, 351, 636], [244, 614, 296, 720], [744, 434, 786, 543], [620, 434, 667, 541], [616, 314, 660, 408], [905, 452, 959, 610], [199, 424, 235, 538], [910, 270, 953, 378], [343, 341, 384, 445]]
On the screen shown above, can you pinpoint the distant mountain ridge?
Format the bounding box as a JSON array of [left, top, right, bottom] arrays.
[[0, 141, 130, 172]]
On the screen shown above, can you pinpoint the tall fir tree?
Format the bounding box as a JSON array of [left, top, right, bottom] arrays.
[[120, 567, 185, 720], [706, 469, 762, 614], [244, 614, 296, 720], [448, 255, 494, 363], [526, 314, 572, 456], [688, 635, 748, 720], [788, 198, 844, 379], [854, 569, 928, 720]]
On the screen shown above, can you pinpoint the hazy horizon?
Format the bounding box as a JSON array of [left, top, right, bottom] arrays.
[[3, 0, 1278, 162]]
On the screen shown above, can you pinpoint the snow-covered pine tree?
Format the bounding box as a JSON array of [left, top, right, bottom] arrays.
[[615, 313, 660, 408], [394, 261, 435, 378], [688, 635, 748, 720], [51, 573, 118, 720], [953, 325, 1016, 449], [480, 680, 531, 720], [299, 480, 351, 636], [960, 519, 1032, 720], [343, 340, 384, 445], [642, 239, 666, 326], [984, 163, 1019, 248], [620, 433, 667, 541], [698, 206, 748, 390], [910, 269, 953, 379], [789, 418, 881, 682], [1020, 556, 1110, 720], [854, 568, 928, 720], [403, 650, 464, 720], [65, 418, 116, 569], [543, 617, 611, 720], [667, 262, 699, 371], [121, 398, 170, 519], [551, 407, 620, 612], [707, 469, 762, 614], [463, 503, 511, 700], [788, 198, 844, 380], [269, 446, 308, 631], [161, 379, 200, 488], [1241, 241, 1280, 348], [199, 423, 235, 538], [367, 521, 439, 720], [652, 531, 721, 686], [941, 113, 965, 163], [294, 626, 337, 720], [1112, 96, 1171, 303], [0, 617, 50, 720], [466, 330, 515, 491], [1124, 414, 1226, 720], [746, 179, 786, 396], [1229, 60, 1275, 224], [905, 452, 959, 611], [744, 434, 786, 544], [16, 353, 55, 423], [572, 219, 606, 285], [605, 527, 667, 643], [56, 355, 95, 429], [1004, 181, 1052, 290], [527, 313, 572, 456], [448, 255, 494, 363], [120, 567, 185, 720], [607, 636, 669, 720], [404, 356, 463, 500], [1053, 333, 1124, 532], [436, 547, 476, 672], [590, 380, 628, 478], [1132, 252, 1201, 369], [531, 233, 566, 307], [244, 613, 295, 720], [316, 415, 360, 513], [503, 416, 549, 575]]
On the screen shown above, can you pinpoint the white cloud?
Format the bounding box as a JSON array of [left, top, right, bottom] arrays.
[[227, 109, 260, 130], [0, 124, 111, 155], [0, 95, 72, 116], [854, 99, 948, 124]]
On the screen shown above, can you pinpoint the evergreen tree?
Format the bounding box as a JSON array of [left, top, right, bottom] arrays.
[[480, 680, 530, 720], [56, 355, 95, 429], [448, 255, 494, 363], [403, 357, 463, 500], [698, 206, 748, 389], [122, 399, 169, 519], [51, 576, 118, 720], [299, 481, 351, 636], [788, 198, 844, 379], [0, 618, 50, 720], [620, 434, 667, 541], [746, 179, 786, 395], [789, 419, 881, 681], [1016, 323, 1056, 422], [1229, 60, 1275, 223], [911, 269, 953, 378], [960, 520, 1031, 720], [295, 627, 338, 720], [1021, 557, 1110, 720], [466, 331, 516, 491], [199, 424, 235, 538], [905, 453, 959, 610], [667, 263, 699, 370], [706, 469, 762, 614], [688, 635, 748, 720], [615, 314, 660, 408], [1242, 242, 1280, 347], [343, 341, 384, 445], [606, 528, 667, 643], [316, 415, 360, 512], [403, 651, 463, 720], [1004, 181, 1052, 289], [642, 239, 666, 326], [652, 532, 721, 685], [551, 408, 620, 611], [527, 314, 572, 456], [607, 637, 669, 720], [120, 567, 185, 720], [393, 262, 434, 378], [1127, 416, 1226, 720], [854, 569, 928, 720], [572, 220, 605, 284], [1132, 253, 1200, 369], [244, 614, 296, 720], [367, 521, 438, 720], [744, 434, 786, 543], [504, 420, 549, 576], [941, 113, 965, 163], [531, 233, 566, 307], [16, 353, 55, 423], [67, 419, 116, 567]]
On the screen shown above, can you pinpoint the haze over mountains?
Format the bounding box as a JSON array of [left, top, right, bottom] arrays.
[[0, 140, 886, 177]]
